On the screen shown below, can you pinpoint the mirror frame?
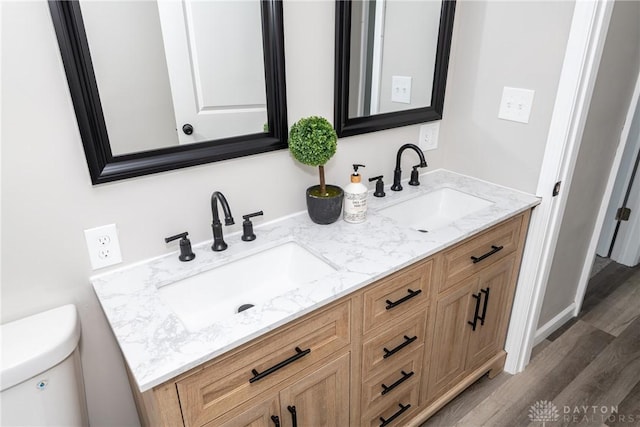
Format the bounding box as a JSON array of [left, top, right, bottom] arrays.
[[334, 0, 456, 137], [49, 0, 288, 185]]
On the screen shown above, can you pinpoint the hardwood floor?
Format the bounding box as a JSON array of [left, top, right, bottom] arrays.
[[421, 260, 640, 427]]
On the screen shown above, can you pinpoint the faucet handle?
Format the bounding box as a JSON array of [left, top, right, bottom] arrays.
[[241, 211, 264, 242], [165, 232, 196, 262], [409, 165, 421, 186], [369, 176, 386, 198]]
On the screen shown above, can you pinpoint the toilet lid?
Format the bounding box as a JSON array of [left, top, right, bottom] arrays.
[[1, 304, 81, 392]]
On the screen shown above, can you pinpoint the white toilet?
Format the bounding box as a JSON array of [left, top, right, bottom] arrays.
[[1, 304, 89, 426]]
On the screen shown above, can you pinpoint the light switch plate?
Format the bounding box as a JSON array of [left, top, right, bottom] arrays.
[[498, 87, 535, 123], [392, 76, 412, 104]]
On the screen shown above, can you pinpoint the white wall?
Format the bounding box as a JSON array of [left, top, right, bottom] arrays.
[[538, 0, 640, 327], [440, 1, 575, 194], [1, 1, 575, 426]]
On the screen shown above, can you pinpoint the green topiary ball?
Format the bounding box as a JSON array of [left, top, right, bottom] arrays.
[[289, 116, 337, 167]]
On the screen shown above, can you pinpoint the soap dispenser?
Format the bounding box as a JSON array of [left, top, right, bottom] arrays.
[[344, 164, 368, 223]]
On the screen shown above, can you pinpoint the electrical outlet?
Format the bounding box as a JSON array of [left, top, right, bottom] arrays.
[[419, 122, 439, 151], [84, 224, 122, 270]]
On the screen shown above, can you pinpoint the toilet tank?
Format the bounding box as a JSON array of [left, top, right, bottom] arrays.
[[1, 305, 89, 427]]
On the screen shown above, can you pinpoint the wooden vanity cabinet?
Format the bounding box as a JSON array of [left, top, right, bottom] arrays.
[[356, 259, 435, 426], [423, 211, 530, 412], [217, 352, 350, 427], [129, 210, 531, 427]]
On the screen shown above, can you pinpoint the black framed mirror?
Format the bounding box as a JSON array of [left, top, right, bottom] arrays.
[[49, 0, 288, 185], [334, 0, 455, 137]]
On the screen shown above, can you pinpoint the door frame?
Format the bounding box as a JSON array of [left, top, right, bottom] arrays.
[[504, 0, 615, 373]]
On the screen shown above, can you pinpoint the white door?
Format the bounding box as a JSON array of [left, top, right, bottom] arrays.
[[157, 0, 268, 145]]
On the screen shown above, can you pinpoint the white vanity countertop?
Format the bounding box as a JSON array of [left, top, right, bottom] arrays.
[[91, 169, 540, 392]]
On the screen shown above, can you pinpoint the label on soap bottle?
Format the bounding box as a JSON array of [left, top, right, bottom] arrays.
[[344, 192, 367, 223]]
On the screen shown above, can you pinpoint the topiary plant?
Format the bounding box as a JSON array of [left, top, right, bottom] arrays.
[[289, 116, 338, 197]]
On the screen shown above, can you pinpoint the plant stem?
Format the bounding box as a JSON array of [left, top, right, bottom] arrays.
[[319, 165, 326, 195]]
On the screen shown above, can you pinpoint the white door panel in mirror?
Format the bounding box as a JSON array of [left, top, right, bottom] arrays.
[[80, 0, 267, 155]]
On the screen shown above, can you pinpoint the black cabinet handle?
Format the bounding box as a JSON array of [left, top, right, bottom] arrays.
[[383, 335, 417, 359], [385, 289, 422, 310], [287, 405, 297, 427], [249, 347, 311, 383], [271, 415, 280, 427], [468, 292, 481, 331], [379, 403, 411, 427], [478, 287, 490, 325], [470, 245, 503, 264], [381, 370, 414, 395]]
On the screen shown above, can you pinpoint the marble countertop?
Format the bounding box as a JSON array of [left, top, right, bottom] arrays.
[[91, 169, 540, 392]]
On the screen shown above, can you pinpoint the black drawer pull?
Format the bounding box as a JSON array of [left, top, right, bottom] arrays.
[[381, 370, 414, 395], [383, 335, 417, 359], [271, 415, 280, 427], [468, 292, 481, 331], [249, 347, 311, 383], [470, 245, 503, 264], [287, 405, 297, 427], [478, 287, 490, 325], [385, 288, 422, 310], [379, 403, 411, 427]]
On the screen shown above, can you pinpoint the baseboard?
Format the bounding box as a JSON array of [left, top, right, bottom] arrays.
[[533, 303, 576, 345]]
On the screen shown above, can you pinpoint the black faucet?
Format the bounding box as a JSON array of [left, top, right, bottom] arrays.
[[211, 191, 234, 251], [391, 143, 428, 191]]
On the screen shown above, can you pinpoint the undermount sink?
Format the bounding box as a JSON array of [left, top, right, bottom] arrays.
[[157, 242, 336, 332], [378, 188, 494, 232]]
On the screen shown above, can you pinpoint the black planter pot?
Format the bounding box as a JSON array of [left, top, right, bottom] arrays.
[[306, 185, 344, 225]]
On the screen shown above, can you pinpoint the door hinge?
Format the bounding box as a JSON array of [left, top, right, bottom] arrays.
[[616, 207, 631, 221], [552, 181, 561, 197]]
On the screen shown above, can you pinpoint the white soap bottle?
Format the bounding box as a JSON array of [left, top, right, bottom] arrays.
[[344, 164, 368, 223]]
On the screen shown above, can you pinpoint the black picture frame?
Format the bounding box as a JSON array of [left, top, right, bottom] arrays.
[[49, 0, 288, 185], [334, 0, 456, 138]]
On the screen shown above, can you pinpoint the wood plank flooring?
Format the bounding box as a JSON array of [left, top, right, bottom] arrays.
[[421, 260, 640, 427]]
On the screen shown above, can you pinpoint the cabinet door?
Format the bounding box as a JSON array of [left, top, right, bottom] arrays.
[[465, 256, 517, 371], [216, 394, 280, 427], [426, 278, 477, 400], [279, 353, 350, 427]]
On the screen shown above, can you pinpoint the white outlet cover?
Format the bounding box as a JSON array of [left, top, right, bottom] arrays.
[[498, 87, 535, 123], [419, 122, 440, 151], [84, 224, 123, 270]]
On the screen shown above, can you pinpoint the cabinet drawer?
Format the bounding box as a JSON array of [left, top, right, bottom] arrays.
[[176, 300, 350, 427], [362, 310, 427, 378], [363, 260, 432, 334], [361, 346, 423, 414], [362, 381, 420, 427], [439, 213, 524, 294]]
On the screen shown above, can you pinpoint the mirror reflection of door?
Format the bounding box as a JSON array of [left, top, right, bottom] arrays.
[[79, 0, 267, 154], [158, 0, 267, 145], [348, 0, 442, 118]]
